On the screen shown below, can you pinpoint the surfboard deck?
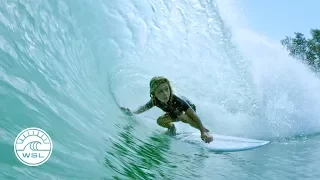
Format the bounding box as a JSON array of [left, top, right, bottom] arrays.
[[172, 132, 270, 152]]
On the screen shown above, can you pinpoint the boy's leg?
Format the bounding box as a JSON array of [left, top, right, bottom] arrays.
[[157, 113, 174, 128], [190, 104, 196, 112], [178, 113, 199, 129], [157, 113, 176, 135], [178, 113, 209, 132]]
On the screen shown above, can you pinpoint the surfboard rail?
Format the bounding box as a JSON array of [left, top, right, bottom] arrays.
[[175, 132, 270, 152]]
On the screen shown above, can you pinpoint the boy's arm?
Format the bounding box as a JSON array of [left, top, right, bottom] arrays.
[[185, 108, 213, 143], [185, 108, 207, 133], [132, 103, 153, 114], [121, 100, 154, 115]]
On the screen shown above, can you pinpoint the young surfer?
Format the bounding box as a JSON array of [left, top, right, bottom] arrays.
[[120, 76, 213, 143]]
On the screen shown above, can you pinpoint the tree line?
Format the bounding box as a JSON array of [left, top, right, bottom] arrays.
[[281, 29, 320, 73]]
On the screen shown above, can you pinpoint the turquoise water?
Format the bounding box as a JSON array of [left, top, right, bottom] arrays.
[[1, 0, 320, 179]]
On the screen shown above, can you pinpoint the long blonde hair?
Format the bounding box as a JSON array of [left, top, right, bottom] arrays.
[[149, 76, 173, 105]]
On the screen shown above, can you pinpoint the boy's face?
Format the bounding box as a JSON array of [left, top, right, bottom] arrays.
[[154, 83, 170, 103]]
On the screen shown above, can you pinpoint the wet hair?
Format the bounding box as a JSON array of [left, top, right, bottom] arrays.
[[149, 76, 173, 105]]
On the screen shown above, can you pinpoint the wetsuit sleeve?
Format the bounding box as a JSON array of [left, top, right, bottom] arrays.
[[133, 99, 154, 114], [145, 99, 154, 109]]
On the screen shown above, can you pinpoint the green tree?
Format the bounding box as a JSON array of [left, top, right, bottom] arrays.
[[281, 29, 320, 71]]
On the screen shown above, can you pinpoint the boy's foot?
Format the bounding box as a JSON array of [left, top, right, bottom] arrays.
[[167, 123, 177, 136]]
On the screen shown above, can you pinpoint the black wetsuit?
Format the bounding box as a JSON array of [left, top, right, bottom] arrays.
[[145, 94, 196, 120]]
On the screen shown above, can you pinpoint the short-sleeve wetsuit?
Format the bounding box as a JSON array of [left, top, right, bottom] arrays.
[[145, 94, 196, 120]]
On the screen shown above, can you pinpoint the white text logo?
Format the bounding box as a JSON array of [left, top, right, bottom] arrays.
[[14, 127, 53, 166]]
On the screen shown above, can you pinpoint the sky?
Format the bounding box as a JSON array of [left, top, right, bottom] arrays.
[[237, 0, 320, 41]]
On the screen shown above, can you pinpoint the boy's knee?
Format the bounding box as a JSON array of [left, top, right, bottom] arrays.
[[191, 104, 196, 112], [157, 114, 173, 127], [157, 115, 167, 125], [157, 117, 163, 126]]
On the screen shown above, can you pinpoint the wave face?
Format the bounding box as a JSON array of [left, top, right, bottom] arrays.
[[1, 0, 320, 179]]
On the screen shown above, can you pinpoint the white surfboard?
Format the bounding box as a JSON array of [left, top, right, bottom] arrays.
[[174, 132, 270, 152]]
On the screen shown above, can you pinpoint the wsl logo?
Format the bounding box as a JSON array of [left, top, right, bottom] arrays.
[[14, 127, 53, 166]]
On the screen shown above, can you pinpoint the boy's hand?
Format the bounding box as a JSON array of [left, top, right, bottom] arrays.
[[201, 131, 213, 143], [120, 107, 133, 116]]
